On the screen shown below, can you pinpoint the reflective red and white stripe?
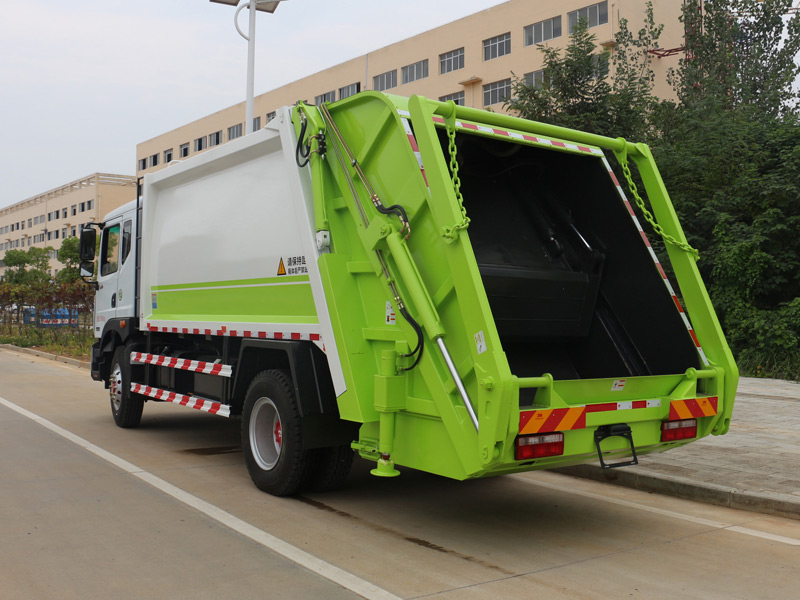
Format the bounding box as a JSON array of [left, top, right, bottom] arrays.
[[130, 352, 232, 377], [399, 115, 431, 193], [130, 383, 231, 417], [429, 114, 604, 157], [145, 322, 321, 343], [601, 156, 709, 366]]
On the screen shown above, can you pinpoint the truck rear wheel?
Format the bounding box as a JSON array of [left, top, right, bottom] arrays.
[[242, 370, 316, 496], [306, 446, 354, 493], [109, 346, 144, 428]]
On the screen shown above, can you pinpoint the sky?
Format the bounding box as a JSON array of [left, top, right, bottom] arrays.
[[0, 0, 507, 208]]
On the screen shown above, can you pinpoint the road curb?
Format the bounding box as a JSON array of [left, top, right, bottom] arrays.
[[556, 464, 800, 521], [0, 344, 90, 371]]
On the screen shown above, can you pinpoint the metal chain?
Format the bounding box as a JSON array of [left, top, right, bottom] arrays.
[[442, 122, 470, 240], [619, 154, 699, 260]]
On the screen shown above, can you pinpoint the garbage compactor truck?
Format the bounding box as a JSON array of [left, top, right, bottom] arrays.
[[79, 92, 737, 496]]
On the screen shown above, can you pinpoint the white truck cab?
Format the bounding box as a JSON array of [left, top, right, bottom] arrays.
[[93, 200, 138, 337]]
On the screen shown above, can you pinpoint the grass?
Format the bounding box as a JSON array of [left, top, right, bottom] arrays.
[[0, 323, 93, 361]]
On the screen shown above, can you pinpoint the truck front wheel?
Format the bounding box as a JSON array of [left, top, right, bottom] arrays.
[[109, 346, 144, 428], [242, 370, 316, 496]]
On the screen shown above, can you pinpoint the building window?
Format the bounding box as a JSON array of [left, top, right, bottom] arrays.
[[592, 53, 610, 78], [54, 230, 59, 240], [149, 153, 159, 168], [28, 218, 32, 227], [483, 78, 512, 106], [80, 202, 85, 212], [87, 200, 93, 210], [180, 143, 190, 158], [440, 48, 464, 74], [339, 82, 360, 99], [228, 123, 243, 140], [62, 228, 67, 238], [71, 226, 76, 237], [402, 59, 428, 84], [568, 2, 608, 32], [138, 158, 147, 171], [71, 205, 76, 216], [524, 69, 547, 88], [253, 116, 261, 131], [524, 16, 562, 46], [164, 148, 173, 163], [483, 32, 511, 61], [194, 136, 207, 152], [62, 208, 67, 218], [315, 91, 336, 105], [439, 91, 465, 105], [266, 112, 276, 122], [209, 131, 222, 147], [373, 69, 397, 92]]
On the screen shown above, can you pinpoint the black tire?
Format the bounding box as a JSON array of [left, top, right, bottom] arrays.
[[305, 446, 354, 493], [241, 370, 316, 496], [109, 346, 144, 428]]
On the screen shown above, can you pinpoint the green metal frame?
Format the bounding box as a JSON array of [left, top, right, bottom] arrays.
[[293, 91, 737, 481]]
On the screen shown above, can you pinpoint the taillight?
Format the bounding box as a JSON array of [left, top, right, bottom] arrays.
[[661, 418, 697, 442], [515, 432, 565, 460]]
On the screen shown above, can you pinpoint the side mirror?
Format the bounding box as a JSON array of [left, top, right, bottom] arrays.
[[79, 227, 96, 261], [79, 259, 98, 290], [79, 260, 94, 279]]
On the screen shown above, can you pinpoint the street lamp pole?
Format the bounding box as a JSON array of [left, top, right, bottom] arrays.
[[210, 1, 289, 134], [245, 1, 257, 133]]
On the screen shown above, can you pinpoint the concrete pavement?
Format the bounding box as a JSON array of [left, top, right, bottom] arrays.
[[1, 346, 799, 598], [4, 345, 799, 520]]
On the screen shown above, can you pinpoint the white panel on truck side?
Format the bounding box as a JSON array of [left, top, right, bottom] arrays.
[[139, 107, 346, 396]]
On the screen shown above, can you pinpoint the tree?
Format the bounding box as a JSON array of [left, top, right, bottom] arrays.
[[673, 0, 800, 116], [506, 2, 664, 141], [56, 237, 82, 283], [651, 0, 800, 377], [2, 247, 52, 285]]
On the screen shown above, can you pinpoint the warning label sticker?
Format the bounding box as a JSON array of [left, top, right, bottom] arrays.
[[475, 331, 487, 354], [385, 301, 396, 325], [278, 256, 308, 276], [611, 379, 627, 391]]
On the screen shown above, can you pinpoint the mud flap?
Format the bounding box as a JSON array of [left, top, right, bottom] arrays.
[[594, 423, 639, 469]]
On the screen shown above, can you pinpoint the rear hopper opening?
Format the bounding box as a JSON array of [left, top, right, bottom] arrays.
[[438, 131, 700, 401]]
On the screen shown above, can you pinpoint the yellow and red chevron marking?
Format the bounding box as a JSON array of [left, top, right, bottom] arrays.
[[669, 396, 718, 420], [519, 407, 587, 435]]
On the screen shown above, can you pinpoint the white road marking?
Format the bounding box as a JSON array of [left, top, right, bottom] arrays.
[[511, 474, 800, 547], [0, 395, 402, 600]]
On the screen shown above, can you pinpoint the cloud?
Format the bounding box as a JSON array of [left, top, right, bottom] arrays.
[[0, 0, 504, 206]]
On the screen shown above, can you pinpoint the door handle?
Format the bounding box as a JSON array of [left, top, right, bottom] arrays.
[[111, 293, 116, 308]]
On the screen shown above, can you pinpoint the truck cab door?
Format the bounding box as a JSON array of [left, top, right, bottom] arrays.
[[95, 219, 122, 334]]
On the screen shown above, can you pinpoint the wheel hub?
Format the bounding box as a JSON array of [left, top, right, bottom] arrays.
[[250, 397, 282, 471], [110, 364, 123, 412]]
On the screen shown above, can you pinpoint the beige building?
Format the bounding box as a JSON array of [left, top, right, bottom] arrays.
[[137, 0, 685, 176], [0, 174, 137, 280]]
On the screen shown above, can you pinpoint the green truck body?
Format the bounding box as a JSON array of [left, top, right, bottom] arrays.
[[85, 92, 737, 495]]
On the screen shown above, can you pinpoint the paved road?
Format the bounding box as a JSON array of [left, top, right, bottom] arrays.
[[1, 348, 798, 599]]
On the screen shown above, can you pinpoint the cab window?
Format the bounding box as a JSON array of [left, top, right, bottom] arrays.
[[122, 220, 132, 264], [100, 224, 120, 276]]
